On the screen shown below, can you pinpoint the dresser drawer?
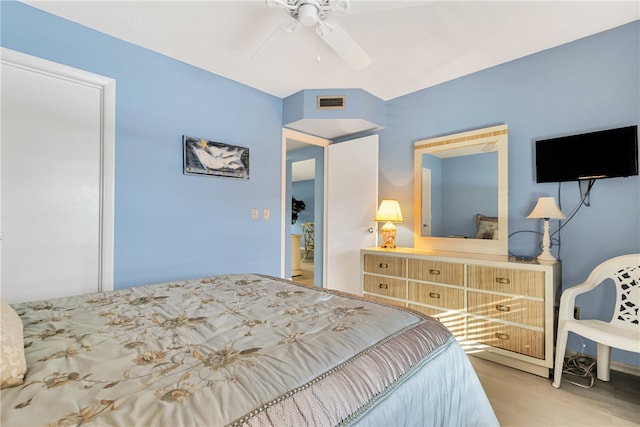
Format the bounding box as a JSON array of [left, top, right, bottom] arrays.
[[467, 266, 544, 298], [363, 254, 406, 277], [407, 259, 464, 286], [408, 281, 464, 310], [467, 291, 544, 328], [363, 274, 406, 299], [408, 303, 465, 337], [467, 318, 544, 359]]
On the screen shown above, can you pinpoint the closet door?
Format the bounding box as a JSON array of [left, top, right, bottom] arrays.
[[0, 49, 114, 303]]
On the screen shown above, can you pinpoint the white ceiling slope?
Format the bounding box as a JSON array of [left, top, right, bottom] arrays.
[[23, 0, 639, 102]]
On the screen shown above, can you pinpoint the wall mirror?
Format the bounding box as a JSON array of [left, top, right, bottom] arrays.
[[413, 124, 508, 256]]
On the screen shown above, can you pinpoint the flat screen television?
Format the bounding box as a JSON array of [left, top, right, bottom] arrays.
[[535, 125, 638, 183]]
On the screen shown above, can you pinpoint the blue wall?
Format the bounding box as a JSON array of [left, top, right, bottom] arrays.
[[3, 2, 638, 366], [2, 1, 284, 288], [381, 21, 639, 366]]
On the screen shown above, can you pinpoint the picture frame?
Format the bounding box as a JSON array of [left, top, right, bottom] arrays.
[[183, 136, 249, 179]]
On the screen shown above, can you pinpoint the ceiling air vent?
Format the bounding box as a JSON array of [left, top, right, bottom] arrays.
[[317, 95, 346, 110]]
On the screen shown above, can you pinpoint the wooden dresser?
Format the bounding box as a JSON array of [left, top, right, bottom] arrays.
[[361, 247, 561, 377]]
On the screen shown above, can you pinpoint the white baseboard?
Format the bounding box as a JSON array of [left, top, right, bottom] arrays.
[[611, 360, 640, 377]]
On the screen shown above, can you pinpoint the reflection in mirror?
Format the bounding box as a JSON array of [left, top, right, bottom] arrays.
[[414, 125, 508, 256], [421, 149, 498, 238]]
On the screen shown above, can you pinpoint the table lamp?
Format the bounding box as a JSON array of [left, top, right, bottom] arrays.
[[375, 199, 403, 249], [527, 196, 565, 261]]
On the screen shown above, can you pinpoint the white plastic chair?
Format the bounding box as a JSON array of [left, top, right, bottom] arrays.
[[552, 254, 640, 388]]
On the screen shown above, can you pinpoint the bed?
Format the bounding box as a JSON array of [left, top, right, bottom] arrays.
[[1, 273, 498, 426]]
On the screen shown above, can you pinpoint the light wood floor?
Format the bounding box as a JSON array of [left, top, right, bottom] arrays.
[[469, 356, 640, 426], [294, 252, 314, 286]]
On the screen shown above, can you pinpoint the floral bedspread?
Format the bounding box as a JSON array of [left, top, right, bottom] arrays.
[[1, 274, 452, 426]]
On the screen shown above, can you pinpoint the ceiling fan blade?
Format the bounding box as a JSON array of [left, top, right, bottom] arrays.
[[252, 18, 300, 62], [281, 19, 301, 33], [319, 20, 371, 70]]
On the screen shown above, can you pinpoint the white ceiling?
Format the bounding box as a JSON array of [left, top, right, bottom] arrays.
[[23, 0, 639, 103], [21, 0, 637, 175]]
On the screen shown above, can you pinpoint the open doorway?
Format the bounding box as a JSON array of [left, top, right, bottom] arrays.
[[291, 159, 315, 285], [282, 129, 329, 287], [281, 129, 379, 294]]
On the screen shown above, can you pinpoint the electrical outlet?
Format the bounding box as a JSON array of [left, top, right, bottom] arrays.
[[251, 208, 258, 220], [574, 306, 580, 319], [263, 208, 270, 220]]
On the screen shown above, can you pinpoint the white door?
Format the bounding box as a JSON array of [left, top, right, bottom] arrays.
[[325, 135, 378, 294], [0, 49, 115, 303]]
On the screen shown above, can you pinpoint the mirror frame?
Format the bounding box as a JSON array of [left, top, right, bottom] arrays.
[[413, 124, 508, 256]]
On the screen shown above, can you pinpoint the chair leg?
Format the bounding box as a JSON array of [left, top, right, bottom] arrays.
[[552, 322, 569, 388], [596, 343, 611, 382]]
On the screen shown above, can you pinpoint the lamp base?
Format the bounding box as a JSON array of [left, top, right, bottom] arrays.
[[536, 219, 557, 262], [536, 251, 557, 262], [380, 221, 397, 249]]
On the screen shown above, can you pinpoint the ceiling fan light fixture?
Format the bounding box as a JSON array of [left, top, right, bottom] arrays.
[[298, 2, 319, 26]]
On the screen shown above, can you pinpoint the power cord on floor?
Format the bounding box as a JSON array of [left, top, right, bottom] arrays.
[[561, 352, 596, 388]]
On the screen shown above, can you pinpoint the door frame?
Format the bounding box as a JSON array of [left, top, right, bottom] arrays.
[[281, 128, 329, 283], [1, 48, 115, 293]]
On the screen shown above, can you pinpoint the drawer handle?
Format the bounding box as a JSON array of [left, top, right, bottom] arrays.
[[379, 263, 389, 269], [379, 283, 389, 289], [429, 269, 441, 275], [495, 304, 511, 312], [429, 292, 441, 299], [496, 277, 510, 285], [495, 332, 510, 340]]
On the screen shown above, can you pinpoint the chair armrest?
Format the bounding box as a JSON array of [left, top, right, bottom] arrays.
[[557, 279, 602, 321]]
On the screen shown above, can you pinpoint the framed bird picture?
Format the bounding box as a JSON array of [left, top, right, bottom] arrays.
[[183, 136, 249, 179]]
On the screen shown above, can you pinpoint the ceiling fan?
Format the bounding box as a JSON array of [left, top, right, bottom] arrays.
[[261, 0, 372, 70]]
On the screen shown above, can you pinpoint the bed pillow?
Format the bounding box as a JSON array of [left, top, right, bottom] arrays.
[[475, 214, 499, 240], [1, 299, 27, 389]]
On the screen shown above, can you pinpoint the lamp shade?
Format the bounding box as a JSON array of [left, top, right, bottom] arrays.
[[527, 197, 565, 219], [375, 200, 403, 223]]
